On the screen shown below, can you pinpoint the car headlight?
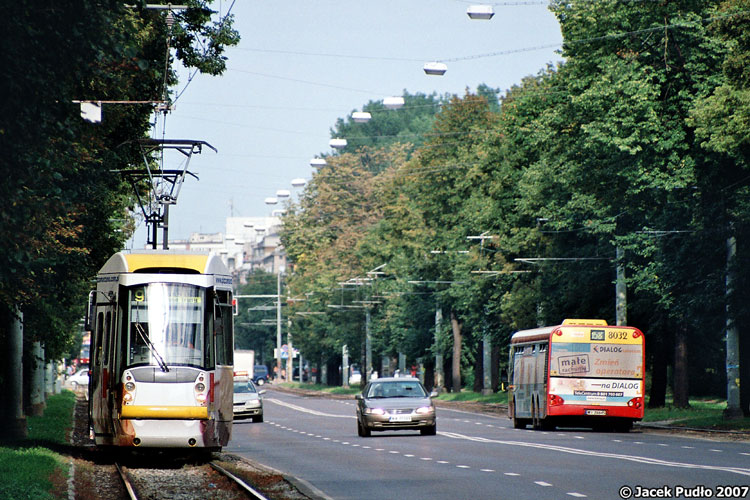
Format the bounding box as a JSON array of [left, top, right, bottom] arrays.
[[415, 406, 434, 414], [365, 408, 386, 415]]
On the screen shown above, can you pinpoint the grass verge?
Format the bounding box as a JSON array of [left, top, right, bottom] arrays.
[[642, 398, 750, 431], [280, 382, 360, 396], [0, 391, 75, 500], [435, 390, 508, 405]]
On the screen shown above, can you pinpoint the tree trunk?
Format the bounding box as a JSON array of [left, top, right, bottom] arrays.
[[491, 344, 501, 392], [450, 311, 462, 393], [473, 340, 483, 393], [648, 339, 667, 408], [673, 325, 690, 408]]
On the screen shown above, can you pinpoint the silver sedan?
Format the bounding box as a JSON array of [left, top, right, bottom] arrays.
[[355, 377, 437, 437]]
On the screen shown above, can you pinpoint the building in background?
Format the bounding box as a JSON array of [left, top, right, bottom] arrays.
[[166, 216, 285, 283]]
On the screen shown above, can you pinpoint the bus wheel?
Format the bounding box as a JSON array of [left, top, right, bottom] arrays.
[[615, 420, 632, 433], [540, 418, 555, 431], [531, 399, 540, 430], [512, 399, 526, 429]]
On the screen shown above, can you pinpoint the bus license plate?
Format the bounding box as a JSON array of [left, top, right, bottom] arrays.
[[585, 409, 607, 416], [389, 415, 412, 422]]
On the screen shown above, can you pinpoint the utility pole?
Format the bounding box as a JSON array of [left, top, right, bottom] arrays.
[[434, 307, 444, 393], [365, 308, 372, 384], [725, 232, 742, 418], [616, 246, 627, 326], [277, 271, 283, 382]]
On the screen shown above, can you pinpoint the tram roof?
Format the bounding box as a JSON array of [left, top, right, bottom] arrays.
[[98, 250, 231, 276]]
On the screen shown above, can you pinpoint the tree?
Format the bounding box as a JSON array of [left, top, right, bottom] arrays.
[[0, 0, 238, 435]]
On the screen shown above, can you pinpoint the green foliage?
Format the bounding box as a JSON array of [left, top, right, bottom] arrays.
[[0, 1, 238, 366], [280, 0, 748, 401], [234, 270, 282, 363], [330, 92, 445, 158]]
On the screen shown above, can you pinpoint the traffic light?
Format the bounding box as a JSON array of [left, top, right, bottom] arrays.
[[232, 298, 238, 316]]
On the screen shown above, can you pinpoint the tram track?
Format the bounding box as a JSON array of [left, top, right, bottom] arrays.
[[69, 395, 310, 500], [114, 460, 269, 500]]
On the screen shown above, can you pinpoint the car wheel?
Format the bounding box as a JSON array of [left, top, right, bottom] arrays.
[[252, 415, 263, 423], [357, 418, 370, 437], [420, 424, 437, 436], [256, 378, 265, 386]]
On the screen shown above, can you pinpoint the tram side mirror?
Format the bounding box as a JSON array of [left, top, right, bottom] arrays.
[[85, 290, 96, 331]]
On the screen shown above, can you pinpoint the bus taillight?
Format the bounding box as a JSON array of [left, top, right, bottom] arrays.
[[627, 397, 643, 409], [549, 394, 564, 406]]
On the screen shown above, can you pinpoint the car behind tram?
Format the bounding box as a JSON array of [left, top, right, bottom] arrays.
[[86, 251, 234, 450], [508, 319, 645, 432]]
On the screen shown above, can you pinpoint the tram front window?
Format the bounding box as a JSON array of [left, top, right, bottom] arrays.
[[127, 284, 207, 368]]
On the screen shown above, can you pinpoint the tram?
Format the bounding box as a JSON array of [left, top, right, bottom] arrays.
[[86, 250, 234, 450]]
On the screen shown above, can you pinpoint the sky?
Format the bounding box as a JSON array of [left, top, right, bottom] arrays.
[[127, 0, 564, 248]]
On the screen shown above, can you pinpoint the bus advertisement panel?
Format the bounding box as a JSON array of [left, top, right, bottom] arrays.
[[548, 326, 644, 417]]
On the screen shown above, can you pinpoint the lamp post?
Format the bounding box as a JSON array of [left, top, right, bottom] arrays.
[[467, 232, 496, 395]]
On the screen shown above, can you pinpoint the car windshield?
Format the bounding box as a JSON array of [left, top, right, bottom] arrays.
[[366, 381, 427, 398], [234, 381, 257, 394]]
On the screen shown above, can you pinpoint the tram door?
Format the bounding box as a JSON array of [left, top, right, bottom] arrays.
[[90, 302, 117, 441]]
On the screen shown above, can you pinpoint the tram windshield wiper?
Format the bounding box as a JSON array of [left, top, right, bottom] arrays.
[[134, 321, 170, 373]]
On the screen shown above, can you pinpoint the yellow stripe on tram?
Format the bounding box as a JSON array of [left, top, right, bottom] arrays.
[[121, 405, 209, 419]]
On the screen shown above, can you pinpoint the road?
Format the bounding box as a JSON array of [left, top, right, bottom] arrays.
[[227, 387, 750, 500]]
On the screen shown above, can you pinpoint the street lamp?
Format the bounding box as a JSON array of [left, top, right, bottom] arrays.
[[276, 189, 291, 198], [291, 178, 307, 187], [423, 62, 447, 76], [352, 111, 372, 123], [466, 5, 494, 20], [264, 197, 278, 205], [383, 96, 405, 109], [310, 158, 327, 168], [329, 138, 347, 149]]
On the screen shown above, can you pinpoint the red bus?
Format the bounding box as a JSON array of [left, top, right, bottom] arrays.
[[508, 319, 645, 432]]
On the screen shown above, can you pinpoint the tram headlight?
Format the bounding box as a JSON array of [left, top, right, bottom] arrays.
[[194, 377, 208, 405], [122, 371, 136, 405]]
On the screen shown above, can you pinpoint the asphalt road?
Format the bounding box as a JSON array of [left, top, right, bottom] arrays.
[[227, 387, 750, 500]]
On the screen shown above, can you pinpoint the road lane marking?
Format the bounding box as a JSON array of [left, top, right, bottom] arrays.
[[438, 431, 750, 477], [266, 398, 354, 418], [504, 473, 520, 476], [535, 481, 552, 487], [567, 493, 587, 497]]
